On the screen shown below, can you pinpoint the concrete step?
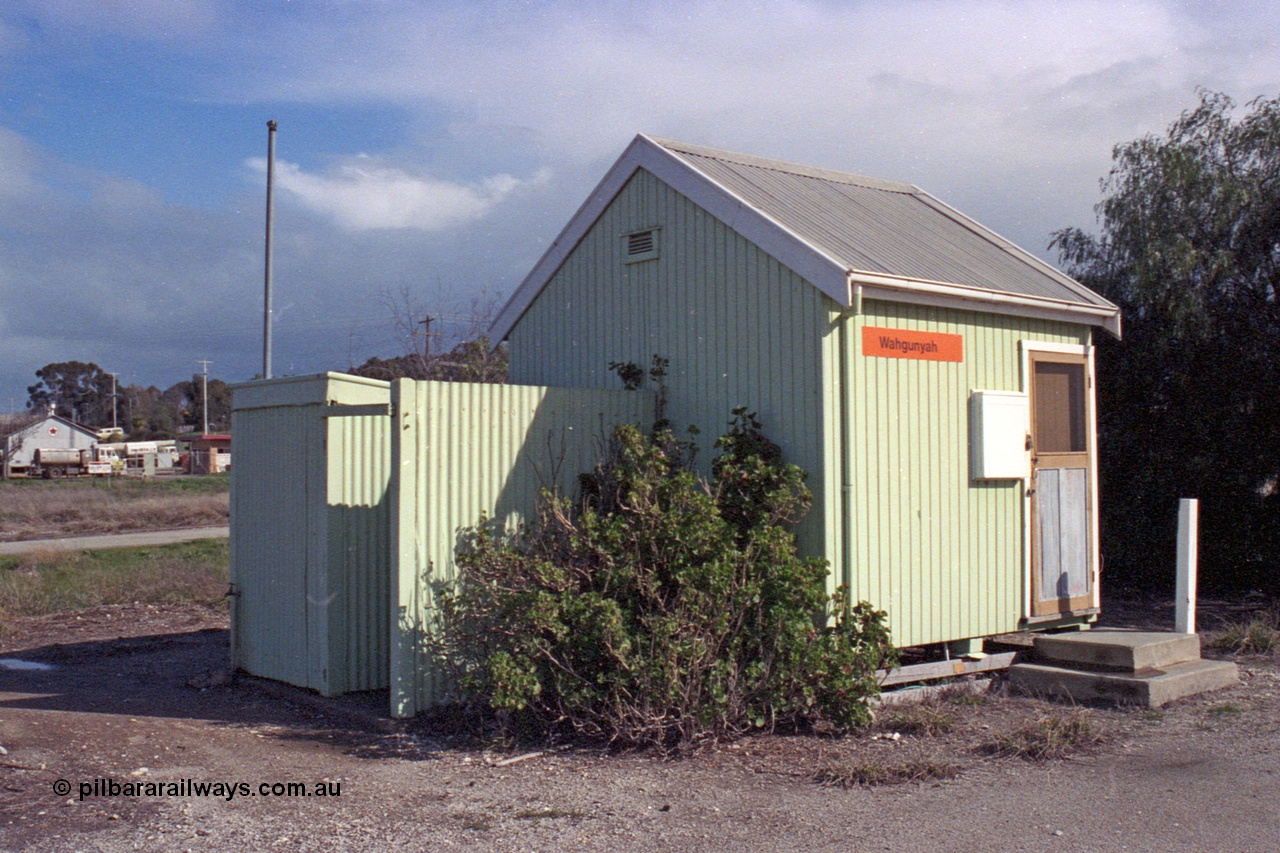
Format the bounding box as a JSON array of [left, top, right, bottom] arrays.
[[1008, 657, 1239, 708], [1032, 630, 1201, 673]]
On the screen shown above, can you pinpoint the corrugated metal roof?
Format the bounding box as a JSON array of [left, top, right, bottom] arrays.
[[649, 137, 1111, 308], [489, 134, 1119, 346]]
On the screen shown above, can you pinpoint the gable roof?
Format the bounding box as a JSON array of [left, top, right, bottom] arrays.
[[491, 134, 1120, 342], [3, 414, 99, 449]]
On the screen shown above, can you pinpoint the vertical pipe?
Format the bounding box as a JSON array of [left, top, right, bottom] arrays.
[[263, 120, 277, 380], [1176, 498, 1199, 634]]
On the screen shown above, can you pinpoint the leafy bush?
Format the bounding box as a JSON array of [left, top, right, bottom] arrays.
[[439, 410, 896, 751]]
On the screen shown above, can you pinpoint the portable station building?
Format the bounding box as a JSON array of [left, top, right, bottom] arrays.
[[489, 134, 1122, 651]]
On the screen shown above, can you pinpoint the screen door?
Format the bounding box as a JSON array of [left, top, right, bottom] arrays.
[[1029, 353, 1093, 616]]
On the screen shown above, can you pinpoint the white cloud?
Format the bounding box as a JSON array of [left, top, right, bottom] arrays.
[[248, 155, 549, 232], [202, 0, 1280, 260], [235, 1, 1199, 141], [215, 1, 1277, 226]]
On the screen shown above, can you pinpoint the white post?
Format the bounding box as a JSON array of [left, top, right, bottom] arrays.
[[1175, 498, 1199, 634]]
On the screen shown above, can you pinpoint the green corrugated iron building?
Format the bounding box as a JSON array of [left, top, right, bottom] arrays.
[[490, 135, 1122, 650]]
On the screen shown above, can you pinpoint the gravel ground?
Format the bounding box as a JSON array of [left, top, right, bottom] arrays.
[[1, 602, 1278, 852]]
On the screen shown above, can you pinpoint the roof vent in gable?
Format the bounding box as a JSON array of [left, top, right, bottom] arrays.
[[624, 228, 659, 263]]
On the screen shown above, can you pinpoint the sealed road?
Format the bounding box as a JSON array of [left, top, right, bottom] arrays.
[[0, 526, 229, 555]]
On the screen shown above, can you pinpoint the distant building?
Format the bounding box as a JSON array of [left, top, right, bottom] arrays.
[[2, 414, 99, 478], [182, 433, 231, 474]]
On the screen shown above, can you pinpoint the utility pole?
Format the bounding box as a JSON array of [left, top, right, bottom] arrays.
[[263, 119, 277, 380], [197, 359, 213, 436], [419, 315, 436, 358], [108, 372, 118, 431]]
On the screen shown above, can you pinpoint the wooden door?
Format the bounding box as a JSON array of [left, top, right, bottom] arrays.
[[1029, 353, 1093, 616]]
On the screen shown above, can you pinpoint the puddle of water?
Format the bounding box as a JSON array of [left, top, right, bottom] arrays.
[[0, 659, 56, 672]]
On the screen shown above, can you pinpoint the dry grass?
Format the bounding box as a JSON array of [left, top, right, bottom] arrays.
[[982, 710, 1104, 761], [0, 477, 228, 542], [875, 702, 958, 737], [1206, 607, 1280, 657], [814, 757, 961, 787], [0, 539, 229, 626]]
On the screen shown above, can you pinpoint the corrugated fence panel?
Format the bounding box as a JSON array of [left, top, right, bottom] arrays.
[[391, 380, 654, 717], [840, 301, 1087, 647]]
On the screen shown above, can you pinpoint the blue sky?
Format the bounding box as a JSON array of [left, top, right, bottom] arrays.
[[1, 0, 1277, 412]]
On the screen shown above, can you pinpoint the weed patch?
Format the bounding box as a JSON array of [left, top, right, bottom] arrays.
[[875, 703, 956, 737], [814, 758, 960, 788], [1207, 608, 1280, 657], [937, 683, 990, 706], [982, 711, 1103, 761]]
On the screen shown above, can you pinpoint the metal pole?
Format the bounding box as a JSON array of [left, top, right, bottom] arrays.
[[197, 359, 212, 436], [263, 119, 277, 379], [109, 373, 117, 431]]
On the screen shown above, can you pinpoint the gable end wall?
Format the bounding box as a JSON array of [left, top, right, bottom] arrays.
[[507, 168, 834, 566]]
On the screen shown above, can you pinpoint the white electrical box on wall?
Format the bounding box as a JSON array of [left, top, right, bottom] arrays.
[[970, 390, 1029, 480]]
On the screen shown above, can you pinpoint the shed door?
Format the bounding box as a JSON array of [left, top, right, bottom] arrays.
[[1029, 353, 1093, 616]]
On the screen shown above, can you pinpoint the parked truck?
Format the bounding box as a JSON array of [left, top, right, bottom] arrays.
[[30, 447, 114, 478]]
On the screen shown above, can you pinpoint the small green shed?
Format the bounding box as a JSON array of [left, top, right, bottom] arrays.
[[490, 135, 1122, 650], [230, 372, 652, 715], [230, 372, 392, 697]]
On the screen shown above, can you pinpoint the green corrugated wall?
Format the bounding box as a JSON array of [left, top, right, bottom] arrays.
[[833, 300, 1088, 647]]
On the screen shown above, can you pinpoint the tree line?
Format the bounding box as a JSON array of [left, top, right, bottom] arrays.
[[1054, 90, 1280, 595], [20, 361, 230, 440]]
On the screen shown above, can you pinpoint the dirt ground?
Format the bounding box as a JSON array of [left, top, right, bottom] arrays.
[[2, 601, 1278, 853]]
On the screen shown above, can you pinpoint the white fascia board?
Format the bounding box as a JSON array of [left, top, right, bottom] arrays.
[[849, 271, 1123, 338], [488, 134, 851, 344]]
